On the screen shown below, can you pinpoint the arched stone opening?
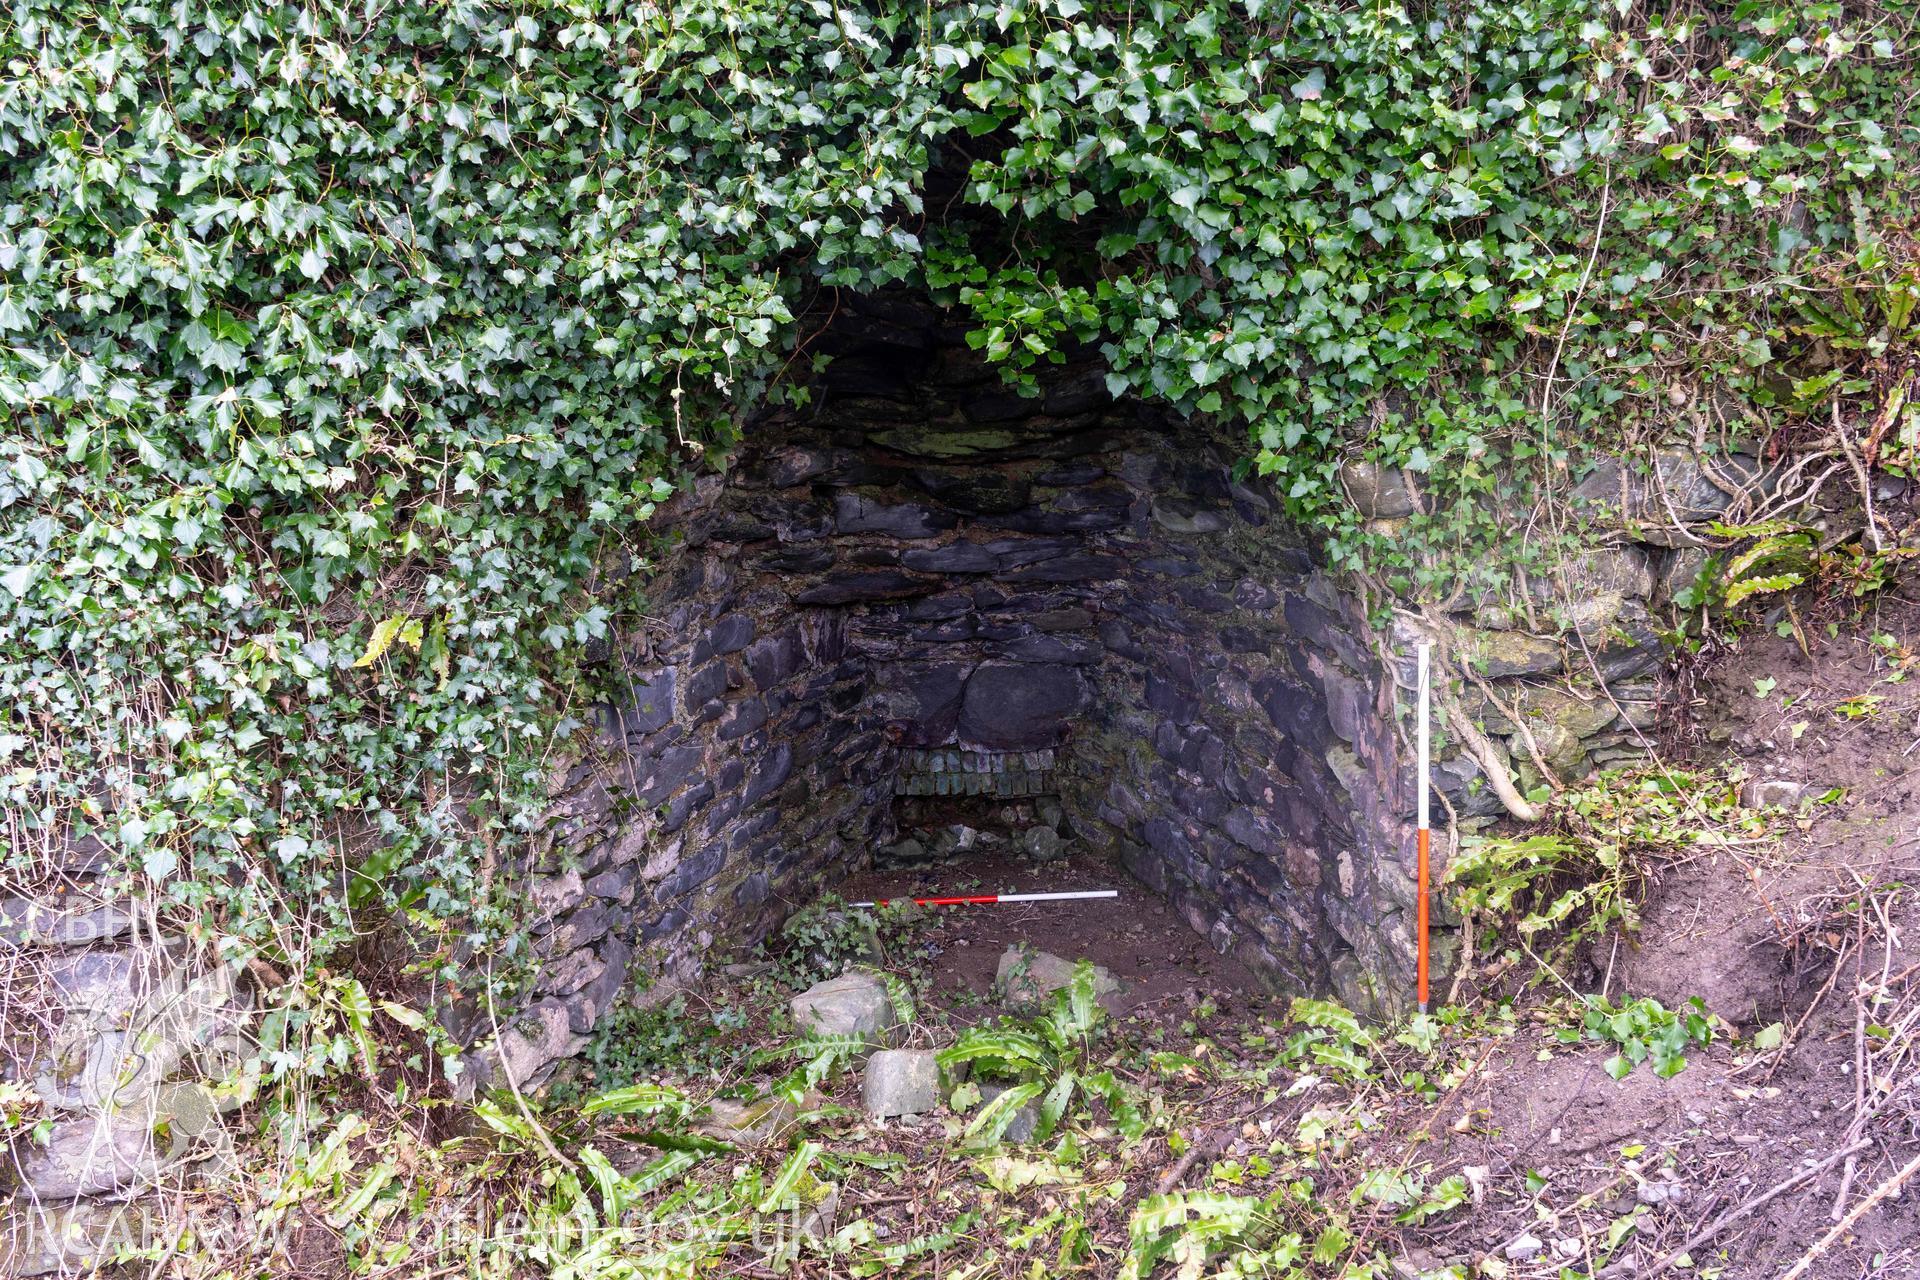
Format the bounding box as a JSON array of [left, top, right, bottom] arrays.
[[481, 295, 1431, 1085]]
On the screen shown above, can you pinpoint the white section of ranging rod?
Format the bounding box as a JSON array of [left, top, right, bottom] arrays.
[[848, 889, 1120, 907], [1417, 641, 1430, 832]]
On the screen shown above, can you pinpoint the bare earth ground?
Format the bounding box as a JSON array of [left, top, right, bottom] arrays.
[[840, 849, 1266, 1027]]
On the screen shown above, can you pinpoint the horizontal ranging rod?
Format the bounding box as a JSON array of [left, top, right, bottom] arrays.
[[849, 889, 1120, 908]]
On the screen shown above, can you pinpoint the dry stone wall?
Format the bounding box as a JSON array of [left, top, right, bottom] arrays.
[[2, 891, 249, 1276]]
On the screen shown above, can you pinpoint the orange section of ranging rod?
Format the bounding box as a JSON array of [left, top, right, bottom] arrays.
[[1416, 826, 1431, 1010]]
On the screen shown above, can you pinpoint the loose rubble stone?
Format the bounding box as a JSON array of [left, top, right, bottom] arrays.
[[697, 1091, 826, 1146], [1637, 1179, 1685, 1205], [995, 947, 1123, 1009], [797, 1185, 842, 1242], [1020, 826, 1067, 862], [863, 1049, 939, 1118], [977, 1082, 1039, 1143], [880, 837, 928, 865], [1504, 1234, 1545, 1262], [1741, 779, 1807, 808], [790, 971, 897, 1042]]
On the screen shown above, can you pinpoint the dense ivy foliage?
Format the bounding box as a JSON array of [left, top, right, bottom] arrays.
[[935, 0, 1916, 584], [2, 0, 1913, 970]]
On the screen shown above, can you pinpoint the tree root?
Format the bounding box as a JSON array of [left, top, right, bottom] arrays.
[[1440, 692, 1544, 822]]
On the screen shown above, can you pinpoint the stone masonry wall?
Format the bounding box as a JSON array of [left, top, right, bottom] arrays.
[[463, 294, 1696, 1088]]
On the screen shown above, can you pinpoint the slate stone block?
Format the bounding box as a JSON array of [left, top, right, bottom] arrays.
[[796, 571, 934, 605], [743, 743, 794, 807], [902, 542, 998, 573], [640, 746, 703, 805], [959, 663, 1086, 749], [746, 630, 805, 691], [791, 971, 897, 1041], [834, 493, 956, 539], [656, 845, 724, 899], [692, 614, 755, 662], [718, 698, 769, 741]]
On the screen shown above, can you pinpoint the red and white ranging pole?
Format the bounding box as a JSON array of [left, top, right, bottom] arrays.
[[849, 889, 1119, 909], [1416, 639, 1432, 1015]]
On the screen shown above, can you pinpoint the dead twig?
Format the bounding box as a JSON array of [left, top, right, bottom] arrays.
[[1154, 1126, 1235, 1195], [1628, 1138, 1874, 1280], [1783, 1149, 1920, 1280], [1833, 912, 1871, 1220]]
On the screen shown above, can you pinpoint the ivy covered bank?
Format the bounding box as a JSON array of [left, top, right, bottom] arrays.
[[2, 0, 1915, 1028]]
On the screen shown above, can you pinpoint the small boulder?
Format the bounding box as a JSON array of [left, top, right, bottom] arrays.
[[995, 947, 1123, 1010], [790, 971, 898, 1042], [863, 1050, 939, 1118], [1339, 460, 1419, 519], [880, 837, 928, 865], [1504, 1233, 1544, 1262], [0, 895, 134, 948], [7, 1111, 165, 1198], [929, 824, 982, 858], [978, 1082, 1039, 1142], [1740, 779, 1807, 808], [1020, 826, 1067, 863], [1637, 1178, 1685, 1206], [697, 1090, 825, 1147], [797, 1184, 842, 1242]]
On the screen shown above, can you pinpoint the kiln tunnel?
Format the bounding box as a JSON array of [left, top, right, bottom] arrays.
[[557, 295, 1425, 1024]]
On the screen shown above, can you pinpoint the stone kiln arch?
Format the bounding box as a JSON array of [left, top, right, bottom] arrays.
[[472, 296, 1431, 1087]]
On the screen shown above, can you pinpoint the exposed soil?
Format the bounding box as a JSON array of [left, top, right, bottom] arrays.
[[1415, 600, 1920, 1278], [840, 847, 1265, 1025]]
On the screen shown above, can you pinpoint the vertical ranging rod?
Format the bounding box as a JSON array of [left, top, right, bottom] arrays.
[[1416, 639, 1431, 1014]]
